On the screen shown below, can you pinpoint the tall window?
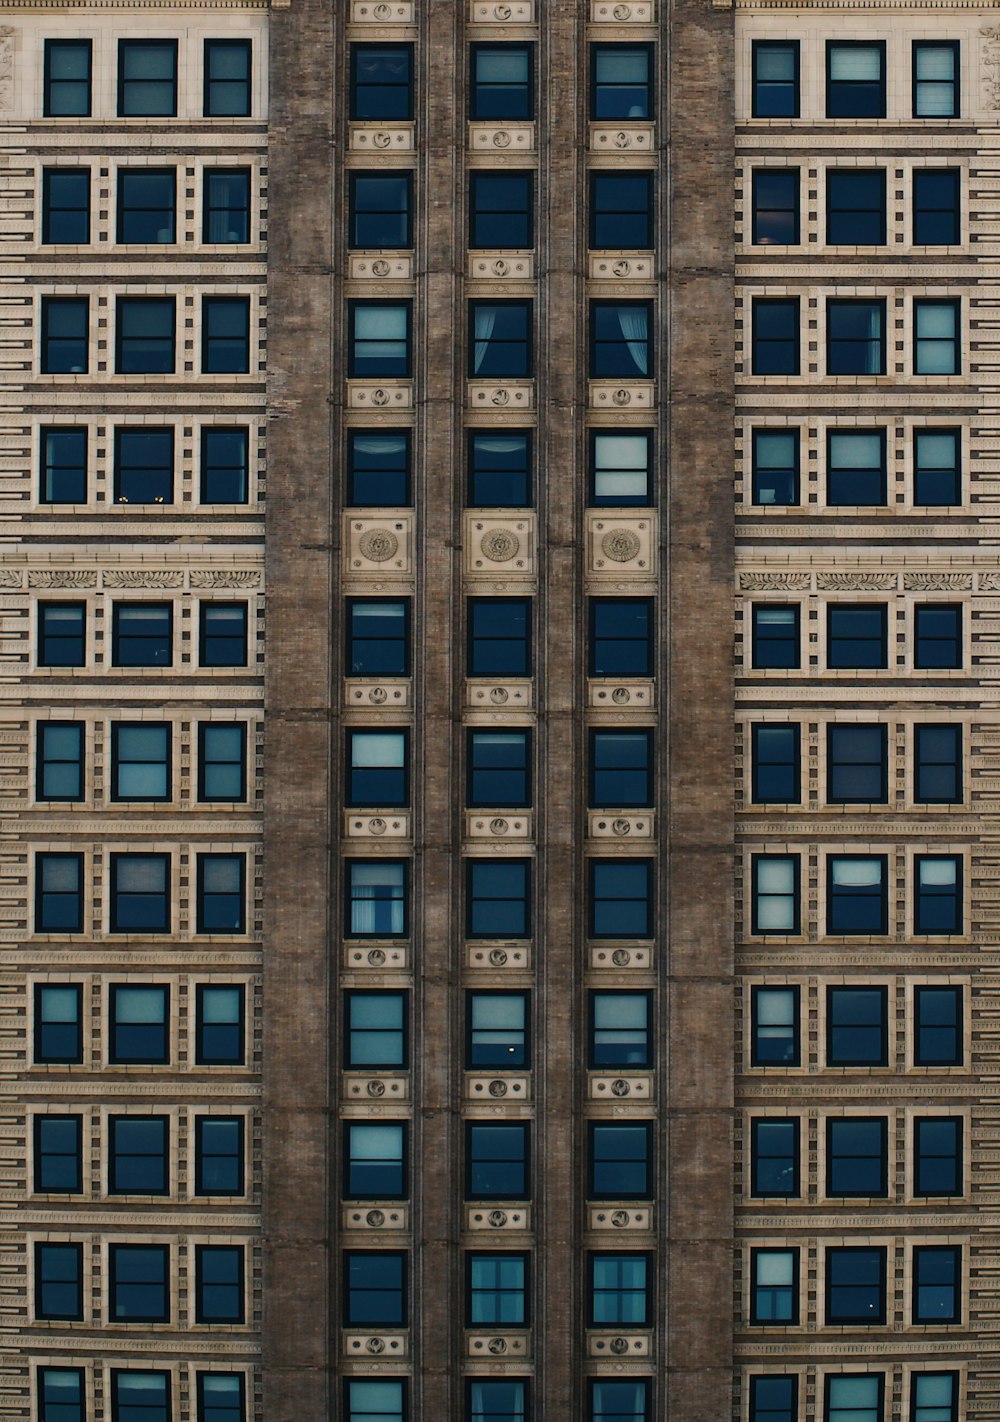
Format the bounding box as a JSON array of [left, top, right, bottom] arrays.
[[827, 299, 885, 375], [914, 855, 961, 934], [827, 855, 888, 934], [108, 1115, 168, 1195], [42, 169, 90, 244], [350, 302, 411, 379], [589, 859, 653, 937], [590, 45, 652, 120], [826, 170, 885, 245], [914, 428, 960, 506], [117, 169, 176, 244], [468, 598, 531, 678], [34, 1115, 82, 1193], [751, 298, 799, 376], [589, 992, 652, 1067], [347, 599, 410, 677], [749, 1377, 796, 1422], [588, 1122, 651, 1199], [470, 45, 533, 120], [751, 170, 799, 246], [914, 724, 961, 803], [751, 429, 799, 506], [589, 1252, 650, 1326], [109, 1243, 170, 1322], [826, 986, 887, 1067], [914, 985, 962, 1067], [204, 39, 252, 117], [41, 297, 88, 374], [202, 427, 249, 503], [345, 1252, 406, 1327], [345, 991, 407, 1069], [912, 1246, 960, 1324], [197, 853, 246, 933], [204, 169, 251, 244], [198, 723, 248, 802], [350, 45, 413, 121], [346, 860, 407, 937], [114, 428, 174, 504], [197, 1374, 246, 1422], [36, 722, 84, 802], [40, 427, 87, 503], [466, 1123, 529, 1199], [347, 429, 410, 505], [589, 1380, 649, 1422], [195, 984, 245, 1065], [35, 852, 84, 932], [38, 1367, 85, 1422], [111, 723, 170, 801], [590, 172, 653, 249], [826, 429, 886, 505], [751, 41, 799, 118], [115, 297, 175, 374], [202, 296, 251, 374], [109, 984, 169, 1064], [350, 171, 413, 250], [825, 1247, 886, 1325], [914, 603, 961, 669], [913, 1116, 962, 1196], [467, 1253, 528, 1326], [117, 40, 178, 117], [590, 301, 651, 379], [590, 431, 651, 506], [468, 431, 531, 506], [750, 1118, 799, 1197], [112, 1374, 171, 1422], [827, 604, 887, 669], [200, 603, 249, 666], [826, 1116, 887, 1196], [466, 859, 530, 939], [825, 1375, 884, 1422], [111, 603, 172, 667], [913, 41, 959, 118], [110, 852, 170, 933], [749, 1248, 798, 1325], [750, 723, 799, 803], [34, 983, 83, 1064], [914, 299, 960, 375], [345, 1122, 407, 1198], [470, 301, 532, 378], [589, 598, 653, 676], [751, 854, 799, 934], [750, 985, 800, 1065], [194, 1117, 244, 1196], [913, 169, 960, 245], [826, 41, 886, 119], [467, 992, 528, 1069], [347, 730, 408, 807], [35, 1243, 83, 1320], [196, 1245, 245, 1323], [590, 729, 652, 807], [470, 171, 533, 249], [911, 1373, 958, 1422], [44, 39, 92, 117], [467, 729, 531, 808], [827, 723, 887, 803]]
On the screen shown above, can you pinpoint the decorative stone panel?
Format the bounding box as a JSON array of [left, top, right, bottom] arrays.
[[346, 514, 413, 575], [586, 512, 655, 578], [466, 944, 531, 970], [466, 681, 533, 712], [346, 681, 411, 709], [464, 512, 536, 578], [352, 1, 414, 19], [467, 381, 534, 411], [588, 1332, 650, 1357], [589, 255, 654, 281], [469, 123, 536, 152], [589, 126, 653, 154], [471, 1, 534, 20], [342, 1205, 409, 1232], [344, 1074, 410, 1103], [344, 812, 411, 840], [344, 944, 409, 970], [465, 811, 533, 841], [588, 680, 654, 710], [466, 1205, 531, 1231], [469, 254, 535, 281], [589, 381, 653, 410], [589, 945, 651, 970], [588, 812, 654, 840], [465, 1074, 530, 1102], [344, 1333, 409, 1359], [349, 256, 413, 280], [348, 381, 413, 411], [589, 1205, 652, 1232], [349, 126, 414, 152], [589, 1074, 652, 1101], [466, 1333, 529, 1359], [591, 1, 654, 19]]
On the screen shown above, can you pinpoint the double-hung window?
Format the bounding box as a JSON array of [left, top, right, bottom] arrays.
[[751, 170, 799, 246], [118, 40, 177, 117], [591, 301, 651, 379], [914, 1117, 962, 1196], [109, 1243, 169, 1322], [35, 1242, 83, 1320], [345, 1121, 407, 1199], [914, 428, 960, 506], [345, 991, 407, 1069], [827, 429, 886, 505], [750, 985, 800, 1065], [351, 45, 413, 121], [751, 855, 799, 934], [470, 172, 533, 249], [590, 729, 652, 807], [44, 40, 92, 117], [467, 992, 528, 1069], [827, 604, 887, 669], [467, 1123, 529, 1199], [751, 723, 799, 803], [914, 299, 960, 375], [826, 1116, 887, 1196], [827, 723, 887, 803], [750, 1248, 798, 1325], [468, 1381, 527, 1422], [750, 1119, 799, 1197], [34, 1115, 82, 1193], [468, 599, 531, 678], [115, 296, 175, 374], [196, 853, 246, 934], [41, 297, 88, 374], [350, 172, 413, 250], [590, 431, 651, 506], [108, 1115, 168, 1195], [751, 298, 799, 376], [194, 1117, 244, 1196], [198, 1374, 246, 1422], [196, 984, 244, 1065], [470, 301, 532, 378], [591, 45, 652, 120], [911, 1373, 958, 1422], [751, 41, 799, 118], [202, 427, 250, 503], [109, 984, 169, 1064], [914, 724, 961, 803], [589, 598, 652, 676], [825, 1247, 886, 1325], [40, 427, 87, 503], [467, 729, 531, 808], [467, 1252, 528, 1327], [112, 604, 172, 666], [204, 169, 251, 244], [827, 855, 888, 934], [588, 1122, 651, 1200], [826, 986, 887, 1067], [913, 42, 959, 118], [914, 985, 962, 1067], [915, 854, 961, 934], [826, 169, 885, 245], [110, 852, 170, 933], [590, 172, 653, 250], [112, 724, 170, 802], [466, 859, 530, 939], [34, 983, 83, 1064], [468, 430, 531, 506], [825, 1375, 884, 1422], [112, 1374, 170, 1422], [470, 45, 533, 121], [36, 722, 84, 802], [198, 723, 247, 802], [345, 1251, 406, 1327], [200, 603, 248, 667], [204, 39, 251, 117], [347, 599, 410, 676], [196, 1245, 244, 1323], [114, 427, 174, 504], [589, 992, 651, 1067], [347, 860, 408, 937], [750, 1377, 797, 1422], [350, 302, 411, 379], [36, 852, 83, 932], [827, 299, 885, 375], [117, 169, 175, 243], [913, 1246, 960, 1324], [752, 429, 799, 506], [347, 729, 408, 807], [589, 1381, 649, 1422], [589, 1252, 650, 1326], [348, 429, 410, 505], [590, 859, 652, 938], [42, 170, 90, 244], [345, 1380, 407, 1422], [913, 169, 960, 245], [914, 603, 961, 669], [203, 296, 251, 374], [826, 41, 885, 119]]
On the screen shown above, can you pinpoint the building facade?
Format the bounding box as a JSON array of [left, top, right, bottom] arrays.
[[2, 0, 998, 1421]]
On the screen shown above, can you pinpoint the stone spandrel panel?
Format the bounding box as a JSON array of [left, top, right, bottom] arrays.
[[350, 126, 414, 153], [585, 511, 656, 579], [346, 513, 413, 576], [463, 511, 536, 580], [469, 123, 536, 153]]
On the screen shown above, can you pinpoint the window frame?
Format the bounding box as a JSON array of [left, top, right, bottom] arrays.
[[750, 853, 800, 936], [38, 1365, 86, 1422], [588, 596, 653, 677], [111, 1371, 171, 1422], [588, 857, 654, 939], [912, 40, 960, 120], [589, 298, 653, 380], [589, 726, 653, 809], [826, 984, 889, 1068], [465, 989, 530, 1071], [587, 1249, 652, 1328], [468, 298, 533, 379], [110, 721, 171, 803], [199, 601, 249, 668], [34, 1240, 84, 1321], [36, 721, 84, 803], [826, 853, 889, 935], [349, 42, 414, 122], [909, 1371, 959, 1422], [116, 167, 176, 246], [203, 168, 252, 247], [194, 1114, 245, 1197], [203, 38, 252, 119], [469, 169, 533, 250], [344, 989, 409, 1070], [201, 295, 251, 375], [465, 857, 531, 940], [43, 38, 93, 118], [913, 1115, 963, 1198], [469, 42, 534, 122], [343, 1249, 408, 1329], [824, 1373, 885, 1422], [109, 850, 171, 934], [195, 983, 245, 1066], [912, 1244, 961, 1325], [750, 1375, 798, 1422], [751, 39, 800, 120], [914, 602, 962, 670], [589, 169, 654, 251], [33, 1113, 83, 1195], [750, 983, 801, 1067], [114, 295, 176, 376], [749, 1117, 801, 1199], [42, 167, 91, 245], [108, 1241, 170, 1324], [749, 1246, 799, 1327], [34, 982, 84, 1065], [589, 42, 654, 122], [825, 1114, 888, 1198], [465, 1250, 530, 1328], [349, 298, 413, 380], [40, 296, 89, 375], [35, 850, 84, 934], [751, 297, 800, 377], [826, 297, 886, 377], [750, 722, 800, 804], [912, 168, 960, 247], [825, 39, 886, 120], [195, 1243, 245, 1325], [826, 722, 888, 804], [913, 984, 962, 1068], [196, 852, 247, 935], [466, 727, 532, 810], [107, 1113, 169, 1197], [751, 167, 800, 246], [117, 39, 178, 118], [465, 1120, 531, 1201], [587, 1120, 652, 1201], [825, 168, 887, 246], [197, 722, 248, 803], [345, 858, 409, 939], [825, 1247, 887, 1326], [913, 297, 961, 377], [343, 1120, 409, 1201], [196, 1372, 247, 1422], [346, 597, 411, 677], [588, 1377, 651, 1422], [349, 169, 414, 251], [825, 426, 887, 506], [109, 982, 170, 1066], [826, 602, 888, 670], [40, 426, 88, 504]]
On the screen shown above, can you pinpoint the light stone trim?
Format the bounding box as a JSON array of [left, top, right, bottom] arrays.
[[588, 1332, 651, 1356], [466, 1205, 531, 1231], [469, 123, 536, 152], [469, 254, 535, 280], [466, 1332, 529, 1357], [465, 1074, 530, 1101], [465, 811, 533, 841], [343, 1332, 409, 1358], [350, 126, 414, 152], [588, 812, 655, 840]]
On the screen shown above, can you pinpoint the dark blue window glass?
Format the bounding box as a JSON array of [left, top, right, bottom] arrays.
[[201, 428, 249, 503], [471, 45, 532, 121], [826, 42, 885, 119], [914, 428, 960, 507], [348, 730, 408, 807], [109, 1244, 170, 1322], [828, 724, 887, 802], [752, 298, 798, 376], [118, 40, 177, 117], [467, 1123, 529, 1199], [109, 1115, 168, 1195], [470, 171, 532, 249], [117, 169, 175, 244], [467, 729, 531, 808], [913, 1246, 960, 1323], [35, 1243, 82, 1320], [590, 729, 652, 807], [914, 986, 962, 1067], [345, 1121, 407, 1198], [591, 45, 651, 120], [827, 604, 887, 669], [38, 1366, 84, 1422], [110, 852, 170, 933], [114, 428, 173, 504], [590, 598, 652, 676], [197, 1373, 245, 1422], [350, 44, 413, 121], [825, 1247, 886, 1324], [827, 855, 887, 934], [914, 169, 960, 245], [34, 983, 83, 1064], [198, 723, 247, 802], [34, 1115, 81, 1193], [196, 984, 244, 1065], [752, 170, 799, 245], [42, 169, 90, 244], [112, 1372, 170, 1422], [590, 171, 652, 249], [827, 1116, 887, 1196], [827, 299, 885, 375], [588, 1122, 651, 1199], [469, 599, 531, 678], [752, 429, 799, 506], [827, 429, 886, 505], [751, 723, 799, 803], [115, 297, 175, 374], [750, 1119, 799, 1197], [204, 39, 251, 118], [112, 603, 172, 667], [591, 301, 650, 378], [914, 1117, 962, 1196], [466, 859, 530, 939], [347, 860, 407, 937], [827, 986, 887, 1066], [346, 992, 407, 1069], [196, 1245, 244, 1323], [36, 852, 83, 932], [40, 428, 87, 503], [750, 1376, 796, 1422], [109, 984, 169, 1064], [915, 724, 961, 803], [468, 430, 531, 506], [194, 1116, 244, 1196], [827, 170, 886, 244], [44, 40, 91, 117], [197, 853, 246, 933], [470, 301, 532, 378], [750, 985, 799, 1065], [345, 1251, 406, 1326], [202, 297, 250, 374], [752, 605, 799, 669], [37, 722, 84, 801], [752, 41, 798, 118], [914, 603, 961, 669], [590, 859, 652, 938], [350, 303, 410, 378], [351, 171, 413, 250], [200, 602, 248, 667], [915, 855, 961, 934], [204, 169, 251, 244], [347, 599, 409, 677], [468, 991, 528, 1068], [41, 298, 88, 374]]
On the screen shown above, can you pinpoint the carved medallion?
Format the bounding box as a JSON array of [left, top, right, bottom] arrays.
[[611, 948, 631, 966], [369, 686, 388, 704], [488, 1336, 508, 1355], [489, 948, 509, 966], [366, 1209, 386, 1227], [359, 528, 399, 562], [612, 259, 631, 277], [612, 388, 632, 406], [488, 1079, 508, 1098], [602, 528, 641, 563], [371, 259, 391, 277], [492, 258, 511, 276], [489, 686, 509, 704], [490, 387, 510, 406], [613, 131, 632, 149], [369, 387, 390, 407], [480, 528, 520, 562], [489, 818, 510, 836], [368, 818, 387, 836], [488, 1209, 508, 1227], [367, 1079, 386, 1097], [610, 1337, 630, 1355], [610, 1209, 630, 1228], [612, 819, 632, 837], [494, 3, 512, 18], [367, 948, 386, 967], [614, 3, 632, 16], [611, 687, 631, 704], [366, 1337, 386, 1354], [493, 129, 512, 148], [611, 1079, 631, 1097], [371, 131, 392, 149]]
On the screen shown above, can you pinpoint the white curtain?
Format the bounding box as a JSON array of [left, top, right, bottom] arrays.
[[864, 304, 882, 375], [617, 306, 649, 375], [473, 305, 498, 374]]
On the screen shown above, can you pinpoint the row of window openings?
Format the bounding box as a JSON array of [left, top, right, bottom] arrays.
[[41, 168, 252, 246], [747, 1115, 963, 1200], [38, 1369, 245, 1422], [750, 983, 963, 1069], [749, 298, 963, 378], [40, 427, 253, 506], [40, 296, 253, 376], [750, 603, 963, 671], [33, 855, 650, 941], [749, 854, 962, 937], [747, 1244, 963, 1328], [37, 602, 250, 668], [750, 723, 962, 805], [345, 599, 657, 680], [33, 982, 246, 1066], [35, 853, 249, 935], [43, 38, 252, 118], [31, 1240, 246, 1325], [748, 1372, 959, 1422], [33, 1113, 244, 1197], [750, 427, 962, 508], [752, 39, 961, 120], [36, 722, 248, 802], [749, 168, 960, 248]]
